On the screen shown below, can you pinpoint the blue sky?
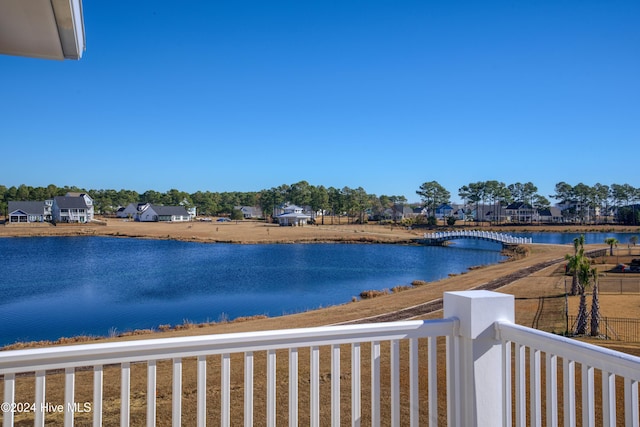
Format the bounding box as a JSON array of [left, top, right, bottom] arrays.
[[2, 1, 638, 203]]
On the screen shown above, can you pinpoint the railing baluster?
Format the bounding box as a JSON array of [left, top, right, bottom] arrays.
[[147, 361, 156, 427], [93, 365, 103, 427], [331, 344, 340, 426], [446, 334, 459, 427], [371, 341, 381, 427], [351, 343, 361, 427], [244, 352, 253, 427], [428, 336, 437, 427], [601, 371, 615, 427], [289, 348, 299, 427], [390, 340, 400, 426], [502, 340, 512, 427], [515, 343, 525, 427], [545, 354, 558, 427], [267, 350, 276, 427], [530, 347, 541, 427], [310, 346, 320, 427], [64, 367, 75, 427], [581, 364, 594, 427], [197, 356, 207, 427], [221, 354, 230, 427], [172, 358, 182, 427], [563, 359, 576, 427], [34, 370, 45, 427], [624, 379, 638, 427], [121, 362, 130, 427], [3, 373, 15, 427], [409, 338, 418, 427]]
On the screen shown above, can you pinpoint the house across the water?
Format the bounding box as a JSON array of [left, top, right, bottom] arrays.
[[7, 201, 51, 223], [276, 204, 311, 226]]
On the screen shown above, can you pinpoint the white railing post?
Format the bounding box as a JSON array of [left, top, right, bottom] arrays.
[[444, 290, 514, 427]]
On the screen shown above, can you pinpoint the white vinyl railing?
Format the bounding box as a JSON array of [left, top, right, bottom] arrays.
[[1, 319, 455, 427], [497, 321, 640, 427], [2, 291, 640, 426]]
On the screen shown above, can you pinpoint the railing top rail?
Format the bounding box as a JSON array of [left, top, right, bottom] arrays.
[[496, 321, 640, 380], [0, 319, 456, 374]]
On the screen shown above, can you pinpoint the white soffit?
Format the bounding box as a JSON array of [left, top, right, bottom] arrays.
[[0, 0, 85, 60]]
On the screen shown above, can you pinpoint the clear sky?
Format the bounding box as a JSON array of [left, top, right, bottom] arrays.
[[2, 0, 638, 203]]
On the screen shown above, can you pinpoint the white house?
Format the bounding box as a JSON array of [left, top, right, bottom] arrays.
[[51, 193, 94, 223], [116, 203, 145, 219], [276, 204, 311, 226], [137, 204, 191, 222]]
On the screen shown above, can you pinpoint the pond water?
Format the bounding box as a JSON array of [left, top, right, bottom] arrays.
[[0, 236, 507, 346], [1, 232, 636, 347]]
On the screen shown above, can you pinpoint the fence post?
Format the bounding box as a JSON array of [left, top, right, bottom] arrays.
[[444, 290, 515, 427]]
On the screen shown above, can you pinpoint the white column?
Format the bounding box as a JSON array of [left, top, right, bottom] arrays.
[[444, 290, 514, 427]]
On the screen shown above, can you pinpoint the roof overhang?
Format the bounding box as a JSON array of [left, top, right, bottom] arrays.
[[0, 0, 85, 60]]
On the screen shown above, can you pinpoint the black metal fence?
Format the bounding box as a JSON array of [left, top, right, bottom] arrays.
[[568, 315, 640, 342], [598, 277, 640, 294]]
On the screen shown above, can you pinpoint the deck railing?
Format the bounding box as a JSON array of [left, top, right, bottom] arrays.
[[2, 290, 640, 426]]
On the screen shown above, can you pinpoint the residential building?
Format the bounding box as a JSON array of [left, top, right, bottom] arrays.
[[435, 203, 454, 219], [116, 203, 145, 219], [52, 193, 94, 223], [137, 204, 191, 222], [536, 206, 563, 223], [235, 206, 262, 219], [505, 202, 535, 223], [276, 204, 311, 226], [7, 201, 50, 223]]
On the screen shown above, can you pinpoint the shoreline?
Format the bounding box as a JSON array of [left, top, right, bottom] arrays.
[[2, 217, 639, 245]]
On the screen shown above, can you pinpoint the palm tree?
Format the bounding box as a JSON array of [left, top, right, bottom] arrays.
[[590, 268, 600, 337], [565, 235, 585, 296], [605, 237, 619, 256], [575, 255, 592, 335]]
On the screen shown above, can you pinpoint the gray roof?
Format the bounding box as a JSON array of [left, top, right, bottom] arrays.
[[151, 205, 189, 216], [8, 201, 46, 215], [54, 196, 88, 209]]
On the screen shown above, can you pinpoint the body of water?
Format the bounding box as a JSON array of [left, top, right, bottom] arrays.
[[1, 236, 507, 346], [1, 232, 636, 346]]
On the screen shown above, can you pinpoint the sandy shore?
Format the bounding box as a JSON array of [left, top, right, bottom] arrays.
[[0, 217, 422, 244]]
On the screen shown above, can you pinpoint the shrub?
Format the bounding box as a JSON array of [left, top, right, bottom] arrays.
[[359, 289, 388, 299]]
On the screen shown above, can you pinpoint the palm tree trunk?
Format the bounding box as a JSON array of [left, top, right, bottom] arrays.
[[576, 291, 588, 335], [570, 272, 579, 296], [590, 279, 600, 337]]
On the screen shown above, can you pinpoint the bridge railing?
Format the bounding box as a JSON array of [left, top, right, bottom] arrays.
[[423, 230, 532, 244]]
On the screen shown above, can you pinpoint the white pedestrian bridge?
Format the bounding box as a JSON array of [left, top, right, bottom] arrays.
[[1, 291, 638, 426], [422, 230, 533, 247]]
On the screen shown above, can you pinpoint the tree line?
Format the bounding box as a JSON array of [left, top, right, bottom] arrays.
[[0, 182, 407, 223], [416, 180, 640, 225], [2, 180, 639, 224]]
